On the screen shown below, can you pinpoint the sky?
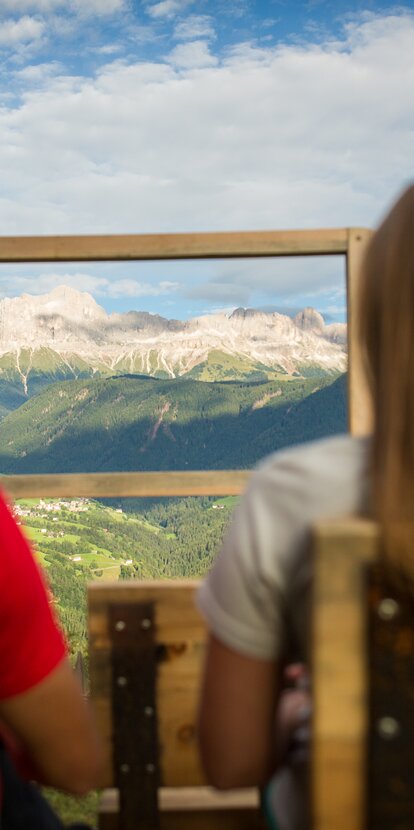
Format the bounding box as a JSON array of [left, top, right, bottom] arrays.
[[0, 0, 413, 321]]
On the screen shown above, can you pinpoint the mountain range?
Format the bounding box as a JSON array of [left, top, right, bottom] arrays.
[[0, 286, 348, 473], [0, 286, 346, 415]]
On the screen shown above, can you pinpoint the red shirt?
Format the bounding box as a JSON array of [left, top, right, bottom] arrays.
[[0, 493, 66, 700]]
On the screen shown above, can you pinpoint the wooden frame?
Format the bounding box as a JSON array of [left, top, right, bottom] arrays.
[[0, 226, 372, 500], [89, 580, 207, 789], [88, 579, 264, 829], [312, 518, 378, 830]]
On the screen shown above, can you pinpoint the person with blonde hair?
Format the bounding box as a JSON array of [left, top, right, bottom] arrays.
[[197, 184, 414, 830]]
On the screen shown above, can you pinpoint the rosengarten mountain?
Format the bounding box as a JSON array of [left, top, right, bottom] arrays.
[[0, 286, 348, 472], [0, 285, 346, 411]]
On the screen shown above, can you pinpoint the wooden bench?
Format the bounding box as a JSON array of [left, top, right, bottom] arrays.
[[312, 518, 414, 830], [88, 579, 266, 830]]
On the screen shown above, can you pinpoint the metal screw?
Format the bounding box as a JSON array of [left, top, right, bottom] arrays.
[[377, 716, 401, 740], [120, 763, 130, 774], [145, 763, 156, 774], [378, 598, 400, 621], [115, 620, 126, 632], [144, 706, 154, 717], [141, 618, 152, 630], [117, 676, 128, 687]]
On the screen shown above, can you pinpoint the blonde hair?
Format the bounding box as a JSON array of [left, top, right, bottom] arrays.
[[359, 184, 414, 577]]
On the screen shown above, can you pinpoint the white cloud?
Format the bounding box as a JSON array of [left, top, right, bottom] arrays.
[[72, 0, 126, 15], [0, 10, 413, 309], [0, 272, 105, 298], [0, 0, 63, 9], [147, 0, 192, 20], [167, 39, 218, 68], [0, 0, 125, 13], [0, 273, 179, 300], [93, 43, 123, 55], [183, 257, 344, 305], [103, 279, 180, 298], [0, 16, 44, 45], [174, 15, 215, 41], [16, 61, 64, 82]]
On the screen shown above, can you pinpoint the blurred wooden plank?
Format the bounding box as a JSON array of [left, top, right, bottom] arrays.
[[312, 518, 378, 830], [346, 227, 374, 436], [0, 228, 349, 263], [100, 786, 260, 811], [99, 787, 264, 830], [89, 581, 207, 788], [1, 470, 249, 499]]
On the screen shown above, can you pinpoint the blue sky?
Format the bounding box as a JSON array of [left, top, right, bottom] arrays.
[[0, 1, 413, 321]]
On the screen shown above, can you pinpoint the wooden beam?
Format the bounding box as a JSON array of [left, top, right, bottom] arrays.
[[1, 470, 250, 499], [99, 786, 260, 812], [312, 518, 378, 830], [346, 228, 374, 436], [0, 228, 350, 262]]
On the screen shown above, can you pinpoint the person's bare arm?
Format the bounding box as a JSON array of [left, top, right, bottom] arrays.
[[0, 657, 103, 795], [198, 634, 279, 789]]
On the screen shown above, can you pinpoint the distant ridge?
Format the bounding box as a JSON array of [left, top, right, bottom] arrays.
[[0, 373, 347, 474], [0, 287, 347, 410]]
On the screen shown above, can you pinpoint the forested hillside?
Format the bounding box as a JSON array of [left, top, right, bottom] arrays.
[[0, 372, 346, 473]]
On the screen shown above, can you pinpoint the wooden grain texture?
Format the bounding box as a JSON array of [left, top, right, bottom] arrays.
[[346, 227, 375, 436], [98, 788, 265, 830], [90, 581, 264, 829], [100, 787, 260, 811], [89, 581, 208, 788], [0, 228, 349, 262], [98, 788, 264, 830], [312, 518, 378, 830], [368, 572, 414, 828], [1, 470, 250, 499], [99, 813, 264, 830]]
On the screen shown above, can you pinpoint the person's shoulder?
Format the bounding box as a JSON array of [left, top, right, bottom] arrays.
[[248, 434, 370, 511], [258, 433, 368, 475], [266, 432, 366, 468]]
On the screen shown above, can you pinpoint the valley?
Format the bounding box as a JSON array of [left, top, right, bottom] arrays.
[[0, 284, 348, 824], [0, 285, 347, 662], [14, 494, 234, 658]]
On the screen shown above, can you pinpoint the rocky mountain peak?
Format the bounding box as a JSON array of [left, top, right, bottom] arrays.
[[294, 307, 325, 331], [0, 286, 347, 381], [229, 307, 260, 320], [39, 285, 107, 320]]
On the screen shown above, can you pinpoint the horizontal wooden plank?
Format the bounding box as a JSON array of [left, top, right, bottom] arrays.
[[89, 580, 205, 644], [0, 228, 351, 263], [99, 810, 265, 830], [313, 517, 379, 546], [0, 470, 249, 499], [99, 786, 260, 812], [99, 787, 265, 830]]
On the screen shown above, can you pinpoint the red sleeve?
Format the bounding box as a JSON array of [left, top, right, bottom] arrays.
[[0, 492, 67, 700]]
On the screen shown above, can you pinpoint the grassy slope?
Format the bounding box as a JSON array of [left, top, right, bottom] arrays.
[[0, 342, 342, 418]]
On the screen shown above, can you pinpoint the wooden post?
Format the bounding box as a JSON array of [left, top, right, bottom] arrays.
[[312, 519, 378, 830], [346, 228, 374, 436]]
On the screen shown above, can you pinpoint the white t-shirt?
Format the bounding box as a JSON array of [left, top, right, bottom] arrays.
[[198, 433, 370, 663], [197, 433, 370, 830]]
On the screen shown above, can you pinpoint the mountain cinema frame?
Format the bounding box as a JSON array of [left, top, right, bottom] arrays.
[[0, 226, 373, 500]]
